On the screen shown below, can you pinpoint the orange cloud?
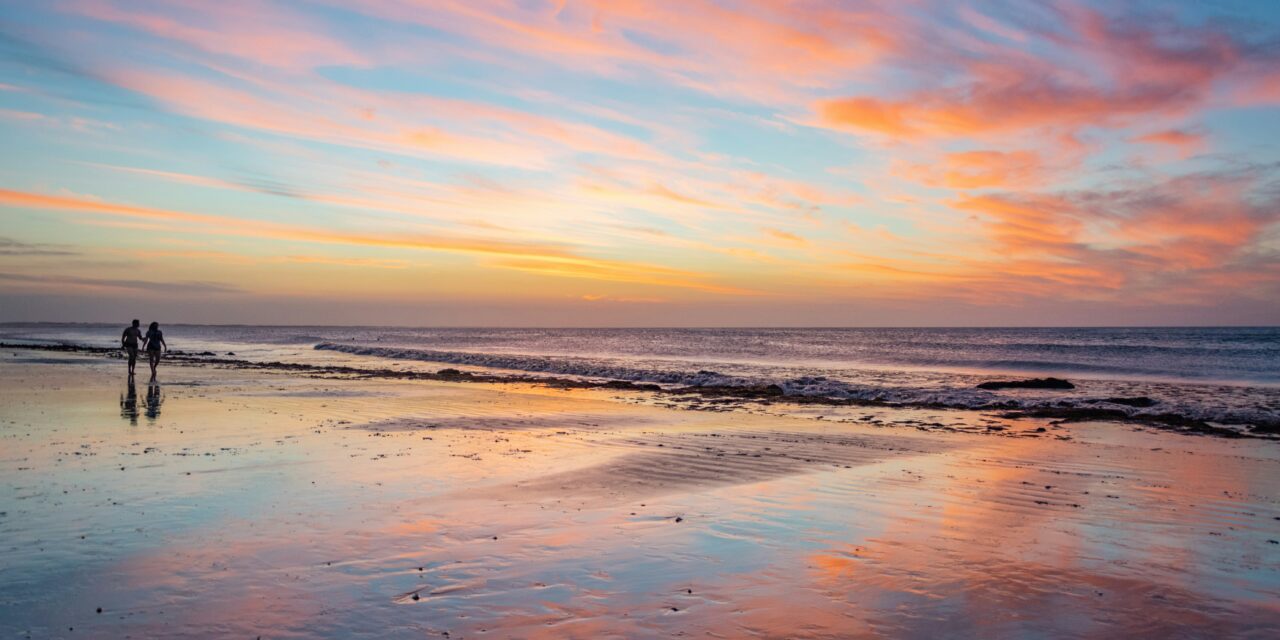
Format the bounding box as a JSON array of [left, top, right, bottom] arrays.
[[951, 193, 1081, 254], [761, 228, 807, 247], [898, 150, 1048, 189], [645, 183, 718, 209], [1106, 173, 1273, 269], [817, 80, 1197, 140], [943, 168, 1280, 302]]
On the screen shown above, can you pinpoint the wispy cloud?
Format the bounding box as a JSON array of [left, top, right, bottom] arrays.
[[0, 272, 241, 294], [0, 237, 79, 257]]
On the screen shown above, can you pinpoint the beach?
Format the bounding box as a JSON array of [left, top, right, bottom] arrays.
[[6, 0, 1280, 636], [1, 345, 1278, 638]]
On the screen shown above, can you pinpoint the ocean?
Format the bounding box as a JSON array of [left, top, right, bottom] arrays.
[[3, 324, 1277, 429]]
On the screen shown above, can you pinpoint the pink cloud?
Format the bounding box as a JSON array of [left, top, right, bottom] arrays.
[[1131, 128, 1208, 158], [103, 67, 659, 169], [64, 0, 367, 70], [947, 168, 1280, 301], [815, 6, 1264, 141], [321, 0, 908, 102]]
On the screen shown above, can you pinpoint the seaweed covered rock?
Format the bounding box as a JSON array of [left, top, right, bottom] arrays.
[[977, 377, 1075, 390], [1096, 396, 1157, 408]]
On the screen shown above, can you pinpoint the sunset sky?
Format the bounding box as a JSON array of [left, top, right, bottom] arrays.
[[1, 0, 1278, 326]]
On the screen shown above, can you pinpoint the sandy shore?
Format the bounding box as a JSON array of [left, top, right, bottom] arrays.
[[1, 349, 1278, 638]]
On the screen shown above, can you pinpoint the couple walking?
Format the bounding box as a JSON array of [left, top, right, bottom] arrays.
[[121, 319, 167, 380]]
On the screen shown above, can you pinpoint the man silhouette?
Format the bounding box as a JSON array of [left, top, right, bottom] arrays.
[[121, 319, 142, 378]]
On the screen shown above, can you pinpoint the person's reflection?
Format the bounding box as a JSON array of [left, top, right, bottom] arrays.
[[121, 381, 139, 425], [145, 383, 163, 421]]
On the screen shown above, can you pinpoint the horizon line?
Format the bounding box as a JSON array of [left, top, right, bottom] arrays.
[[2, 321, 1277, 330]]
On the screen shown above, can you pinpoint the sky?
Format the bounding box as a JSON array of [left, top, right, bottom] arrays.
[[0, 0, 1278, 327]]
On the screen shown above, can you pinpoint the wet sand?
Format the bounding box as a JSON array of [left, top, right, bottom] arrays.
[[1, 349, 1278, 638]]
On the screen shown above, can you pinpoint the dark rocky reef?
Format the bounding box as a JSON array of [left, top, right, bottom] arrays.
[[977, 377, 1075, 390], [1093, 396, 1158, 408]]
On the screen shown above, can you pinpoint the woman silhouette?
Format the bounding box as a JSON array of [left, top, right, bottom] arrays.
[[142, 321, 167, 380]]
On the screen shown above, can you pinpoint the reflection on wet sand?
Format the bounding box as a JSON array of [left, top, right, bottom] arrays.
[[120, 381, 162, 424], [145, 383, 162, 421], [2, 356, 1277, 639], [120, 381, 138, 425]]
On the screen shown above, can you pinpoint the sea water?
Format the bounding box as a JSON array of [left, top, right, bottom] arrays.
[[3, 324, 1277, 429]]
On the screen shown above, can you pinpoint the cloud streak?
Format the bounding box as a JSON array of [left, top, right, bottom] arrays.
[[0, 271, 241, 294], [0, 237, 78, 257]]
